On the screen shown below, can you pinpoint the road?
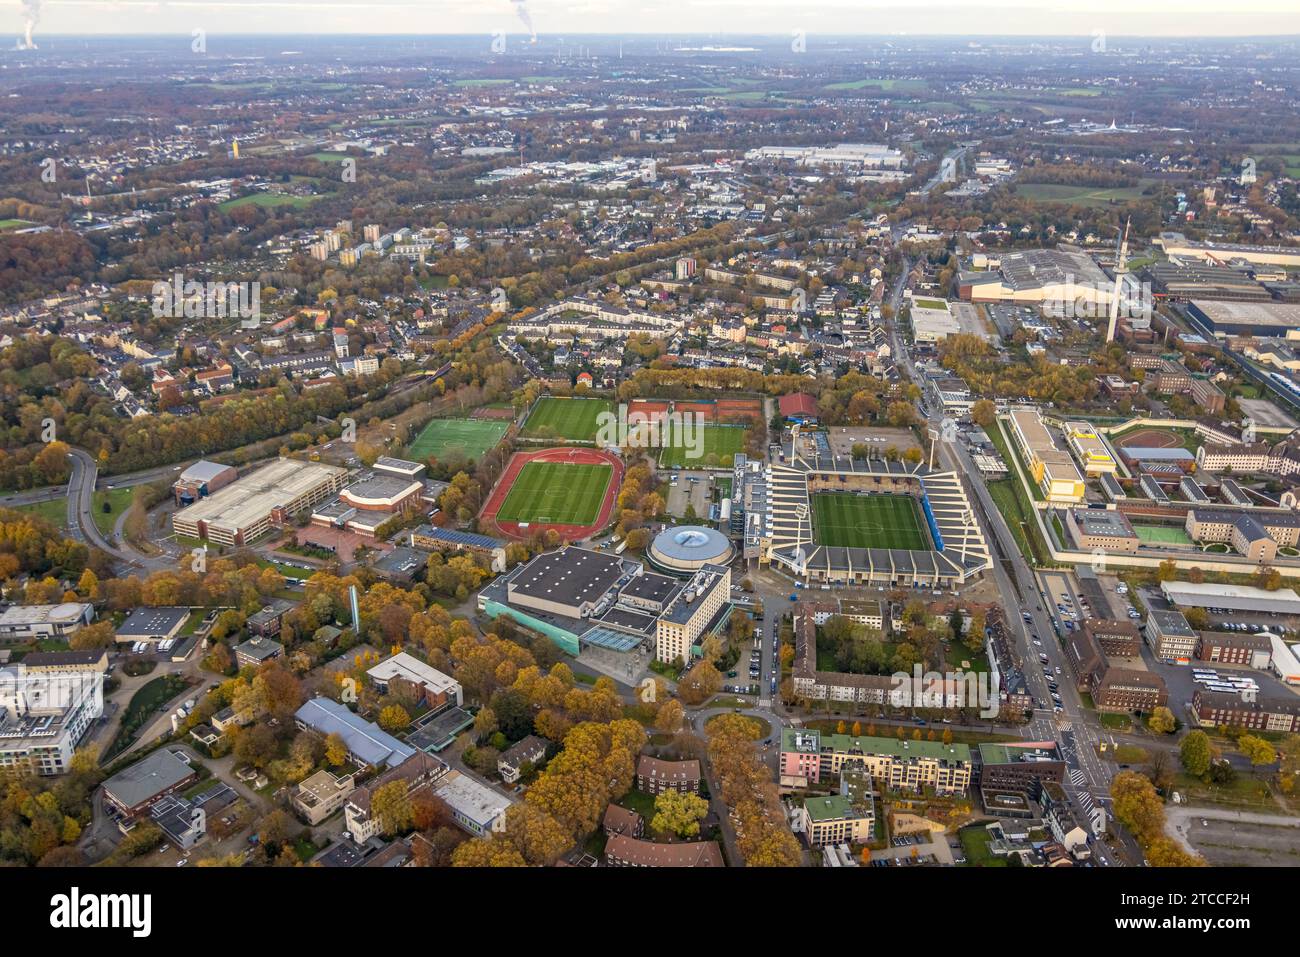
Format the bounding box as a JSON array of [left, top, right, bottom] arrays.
[[885, 266, 1122, 864], [65, 447, 176, 574]]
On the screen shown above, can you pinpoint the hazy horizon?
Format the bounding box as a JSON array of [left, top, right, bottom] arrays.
[[4, 0, 1300, 42]]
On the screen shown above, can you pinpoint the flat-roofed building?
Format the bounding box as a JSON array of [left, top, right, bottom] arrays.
[[1007, 409, 1086, 503], [172, 459, 239, 506], [653, 563, 731, 665], [978, 743, 1066, 803], [1064, 422, 1117, 476], [779, 728, 972, 795], [799, 793, 875, 847], [0, 603, 94, 644], [1188, 299, 1300, 340], [366, 652, 462, 710], [1066, 508, 1140, 553], [172, 458, 348, 546], [0, 664, 102, 776], [292, 769, 356, 825], [116, 606, 190, 645], [1145, 609, 1198, 662]]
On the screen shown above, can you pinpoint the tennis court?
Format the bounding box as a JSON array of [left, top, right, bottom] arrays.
[[812, 492, 930, 550]]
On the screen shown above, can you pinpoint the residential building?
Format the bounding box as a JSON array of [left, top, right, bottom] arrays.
[[779, 728, 972, 795], [636, 756, 702, 795], [497, 735, 548, 784], [799, 794, 875, 848], [604, 834, 724, 867]]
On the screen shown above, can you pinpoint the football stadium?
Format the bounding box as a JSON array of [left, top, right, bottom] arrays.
[[758, 430, 991, 588]]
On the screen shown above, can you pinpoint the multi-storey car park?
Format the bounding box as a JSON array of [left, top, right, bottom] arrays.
[[171, 458, 349, 546]]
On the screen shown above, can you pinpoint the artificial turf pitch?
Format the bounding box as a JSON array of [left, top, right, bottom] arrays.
[[811, 492, 930, 550], [522, 396, 612, 441], [407, 418, 508, 462], [657, 423, 748, 468], [495, 461, 612, 525]]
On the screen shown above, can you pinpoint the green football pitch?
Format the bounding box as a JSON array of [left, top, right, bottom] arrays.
[[522, 397, 612, 442], [658, 424, 748, 468], [811, 493, 930, 550], [496, 461, 612, 525], [407, 418, 508, 462]]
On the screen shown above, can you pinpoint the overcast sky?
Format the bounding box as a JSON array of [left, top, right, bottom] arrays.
[[6, 0, 1300, 40]]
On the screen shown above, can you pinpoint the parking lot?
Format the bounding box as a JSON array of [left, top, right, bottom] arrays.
[[663, 469, 713, 520]]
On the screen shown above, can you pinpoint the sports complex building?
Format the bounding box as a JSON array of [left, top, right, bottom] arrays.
[[753, 433, 991, 589], [477, 545, 732, 664]]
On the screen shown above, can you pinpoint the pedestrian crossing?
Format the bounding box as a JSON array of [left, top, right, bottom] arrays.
[[1073, 787, 1096, 817], [1069, 768, 1088, 787]]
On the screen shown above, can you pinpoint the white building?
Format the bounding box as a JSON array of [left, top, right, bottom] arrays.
[[0, 666, 102, 775]]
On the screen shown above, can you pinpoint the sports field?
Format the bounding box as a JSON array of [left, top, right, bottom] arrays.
[[812, 492, 930, 550], [658, 424, 748, 468], [1134, 525, 1193, 546], [495, 461, 612, 525], [522, 396, 613, 442], [407, 417, 508, 462]]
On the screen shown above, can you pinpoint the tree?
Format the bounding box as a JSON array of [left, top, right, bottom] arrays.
[[677, 660, 722, 706], [371, 780, 414, 836], [971, 399, 996, 428], [1147, 706, 1176, 735], [378, 704, 410, 732], [1110, 771, 1165, 843], [503, 804, 571, 866], [651, 790, 710, 838], [654, 699, 685, 734], [1238, 734, 1278, 768], [324, 732, 349, 767], [1179, 730, 1213, 777]]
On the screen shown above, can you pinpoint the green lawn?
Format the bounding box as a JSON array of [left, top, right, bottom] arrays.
[[495, 461, 611, 525], [0, 219, 34, 231], [1015, 182, 1153, 207], [811, 492, 929, 550], [658, 424, 747, 469], [15, 497, 67, 528], [407, 417, 508, 463], [958, 825, 1008, 867], [522, 396, 612, 442], [91, 487, 135, 538], [219, 192, 318, 211]]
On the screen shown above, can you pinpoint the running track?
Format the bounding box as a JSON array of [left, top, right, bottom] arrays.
[[480, 446, 624, 541]]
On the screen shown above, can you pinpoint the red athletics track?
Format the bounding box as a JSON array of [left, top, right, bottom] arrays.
[[479, 446, 624, 542]]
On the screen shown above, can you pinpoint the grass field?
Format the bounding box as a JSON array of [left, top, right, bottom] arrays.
[[496, 461, 612, 525], [0, 219, 34, 231], [219, 192, 318, 211], [811, 492, 929, 550], [522, 396, 612, 442], [407, 417, 508, 462], [1014, 182, 1153, 207], [658, 424, 748, 468]]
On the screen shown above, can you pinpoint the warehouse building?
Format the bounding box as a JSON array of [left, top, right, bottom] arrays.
[[1187, 299, 1300, 340]]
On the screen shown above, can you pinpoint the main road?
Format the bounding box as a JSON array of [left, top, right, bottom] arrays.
[[885, 267, 1122, 863]]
